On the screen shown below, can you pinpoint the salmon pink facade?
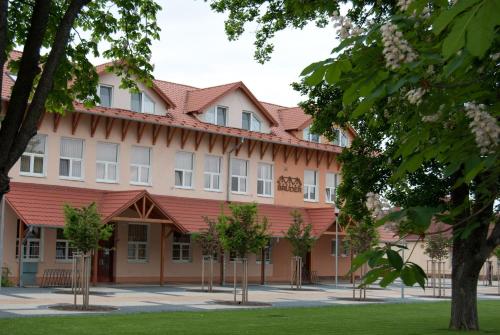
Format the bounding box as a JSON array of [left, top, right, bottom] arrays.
[[1, 52, 355, 286]]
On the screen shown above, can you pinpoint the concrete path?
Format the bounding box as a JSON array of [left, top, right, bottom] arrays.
[[0, 280, 499, 318]]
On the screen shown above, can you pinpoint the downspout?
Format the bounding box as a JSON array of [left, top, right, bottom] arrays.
[[220, 137, 245, 286]]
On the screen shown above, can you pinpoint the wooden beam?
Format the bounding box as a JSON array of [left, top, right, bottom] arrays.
[[71, 113, 82, 135], [180, 128, 190, 149], [152, 125, 161, 145], [194, 131, 205, 151], [260, 142, 270, 160], [53, 114, 62, 132], [142, 196, 146, 218], [166, 127, 176, 147], [160, 224, 165, 286], [121, 119, 131, 141], [105, 118, 115, 139], [247, 140, 258, 158], [305, 149, 314, 166], [316, 150, 325, 168], [283, 146, 292, 163], [112, 217, 174, 224], [222, 136, 232, 154], [326, 152, 335, 169], [145, 202, 155, 219], [133, 202, 143, 218], [234, 137, 242, 156], [90, 115, 101, 137], [272, 144, 280, 161], [137, 122, 146, 143], [208, 133, 218, 153], [295, 147, 304, 164]]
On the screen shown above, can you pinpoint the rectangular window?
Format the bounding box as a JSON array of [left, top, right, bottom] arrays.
[[331, 239, 337, 256], [325, 172, 338, 204], [127, 224, 148, 261], [16, 222, 41, 261], [332, 128, 349, 147], [172, 232, 191, 262], [59, 138, 84, 179], [175, 152, 194, 188], [304, 170, 318, 201], [130, 146, 151, 185], [96, 142, 119, 183], [303, 126, 320, 143], [131, 92, 156, 115], [20, 134, 46, 177], [331, 239, 350, 256], [231, 158, 248, 193], [242, 111, 262, 132], [205, 106, 227, 126], [256, 241, 272, 264], [98, 85, 112, 108], [204, 155, 221, 191], [55, 228, 74, 260], [257, 163, 273, 197]]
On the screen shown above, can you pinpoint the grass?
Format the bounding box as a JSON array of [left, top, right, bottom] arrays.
[[2, 301, 499, 335]]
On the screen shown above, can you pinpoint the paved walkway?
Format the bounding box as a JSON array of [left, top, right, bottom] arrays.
[[0, 280, 499, 318]]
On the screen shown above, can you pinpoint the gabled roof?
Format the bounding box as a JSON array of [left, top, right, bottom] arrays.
[[184, 81, 279, 126], [278, 107, 312, 131]]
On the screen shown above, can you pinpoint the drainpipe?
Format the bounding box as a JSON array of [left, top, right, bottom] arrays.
[[0, 196, 4, 290], [220, 137, 245, 286]]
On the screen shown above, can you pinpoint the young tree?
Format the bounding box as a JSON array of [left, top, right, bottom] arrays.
[[208, 0, 499, 330], [0, 0, 161, 200], [193, 217, 221, 292], [424, 230, 452, 297], [285, 210, 316, 288], [64, 202, 112, 309], [216, 203, 269, 303]]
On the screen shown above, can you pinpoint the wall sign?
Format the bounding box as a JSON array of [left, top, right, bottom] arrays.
[[277, 176, 302, 193]]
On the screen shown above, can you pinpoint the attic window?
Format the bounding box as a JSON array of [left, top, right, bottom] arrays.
[[242, 111, 262, 132], [332, 128, 349, 147], [131, 91, 155, 115], [205, 106, 227, 126], [303, 126, 320, 143]]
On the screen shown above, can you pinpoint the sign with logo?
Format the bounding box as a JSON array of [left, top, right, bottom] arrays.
[[277, 176, 302, 193]]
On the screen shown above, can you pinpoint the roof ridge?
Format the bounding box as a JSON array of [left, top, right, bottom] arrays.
[[190, 81, 241, 93], [153, 79, 199, 90], [260, 100, 291, 109]]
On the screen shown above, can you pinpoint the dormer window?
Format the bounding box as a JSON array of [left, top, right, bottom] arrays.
[[205, 106, 227, 126], [131, 91, 155, 114], [98, 85, 113, 108], [303, 126, 320, 143], [242, 111, 262, 132], [332, 128, 349, 147]]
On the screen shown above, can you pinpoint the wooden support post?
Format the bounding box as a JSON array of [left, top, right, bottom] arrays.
[[92, 250, 98, 285], [260, 248, 265, 285], [160, 224, 165, 286]]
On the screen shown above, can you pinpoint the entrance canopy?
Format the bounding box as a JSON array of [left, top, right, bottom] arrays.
[[6, 182, 336, 237]]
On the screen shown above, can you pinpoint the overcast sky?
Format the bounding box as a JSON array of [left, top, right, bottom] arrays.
[[137, 0, 337, 107]]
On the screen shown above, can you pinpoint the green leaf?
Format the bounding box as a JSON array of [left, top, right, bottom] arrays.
[[367, 249, 385, 268], [387, 249, 404, 270], [442, 8, 477, 59], [466, 1, 500, 58], [362, 267, 386, 286], [433, 0, 482, 35], [353, 99, 374, 118], [304, 65, 326, 86], [343, 84, 358, 106], [380, 270, 400, 287], [300, 60, 327, 76], [339, 58, 352, 72], [324, 64, 342, 85], [401, 266, 417, 286]]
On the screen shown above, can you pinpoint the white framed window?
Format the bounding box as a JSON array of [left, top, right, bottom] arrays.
[[231, 158, 248, 193], [59, 138, 84, 180], [172, 232, 191, 262], [130, 146, 151, 185], [331, 239, 350, 257], [55, 228, 74, 261], [242, 111, 262, 132], [20, 134, 47, 177], [257, 162, 273, 197], [205, 106, 227, 126], [98, 84, 113, 108], [332, 128, 349, 147], [204, 155, 221, 191], [15, 222, 42, 262], [175, 151, 194, 188], [326, 172, 338, 204], [96, 142, 119, 183], [303, 126, 320, 143], [127, 224, 148, 262], [131, 91, 155, 115], [304, 170, 318, 201], [256, 241, 272, 264]]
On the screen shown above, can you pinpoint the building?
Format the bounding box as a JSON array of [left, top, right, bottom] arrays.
[[1, 51, 355, 286]]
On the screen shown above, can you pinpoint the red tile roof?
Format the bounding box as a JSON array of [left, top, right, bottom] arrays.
[[6, 182, 335, 237], [279, 107, 311, 131]]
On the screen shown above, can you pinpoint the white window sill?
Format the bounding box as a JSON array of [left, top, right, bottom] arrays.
[[326, 200, 335, 204], [304, 199, 319, 203], [59, 176, 84, 182], [256, 261, 272, 265], [127, 259, 149, 264], [204, 188, 222, 193], [175, 186, 194, 190], [231, 191, 249, 195], [257, 194, 273, 198], [16, 259, 40, 263], [19, 173, 46, 178], [96, 179, 119, 184], [130, 182, 152, 187]]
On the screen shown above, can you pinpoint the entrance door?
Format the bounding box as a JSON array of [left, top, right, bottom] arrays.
[[97, 230, 115, 282]]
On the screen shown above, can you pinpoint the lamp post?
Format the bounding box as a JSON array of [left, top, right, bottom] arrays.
[[401, 239, 407, 300]]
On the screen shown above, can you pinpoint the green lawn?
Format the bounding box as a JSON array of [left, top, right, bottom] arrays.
[[2, 301, 499, 335]]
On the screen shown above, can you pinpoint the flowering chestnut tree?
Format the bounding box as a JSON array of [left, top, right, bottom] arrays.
[[208, 0, 499, 330]]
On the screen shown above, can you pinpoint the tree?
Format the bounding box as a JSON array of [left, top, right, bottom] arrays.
[[193, 217, 221, 292], [208, 0, 499, 330], [424, 227, 452, 297], [285, 210, 316, 288], [216, 203, 269, 303], [0, 0, 161, 200], [64, 202, 112, 309]]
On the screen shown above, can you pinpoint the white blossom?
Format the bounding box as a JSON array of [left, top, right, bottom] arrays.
[[464, 102, 499, 155], [380, 22, 418, 70], [491, 52, 500, 61], [405, 87, 427, 105], [331, 11, 363, 40], [397, 0, 413, 11], [365, 192, 389, 220]]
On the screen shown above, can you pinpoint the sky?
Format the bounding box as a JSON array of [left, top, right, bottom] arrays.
[[133, 0, 337, 107]]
